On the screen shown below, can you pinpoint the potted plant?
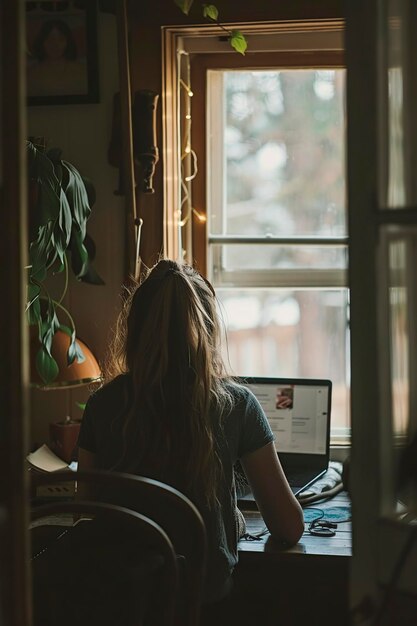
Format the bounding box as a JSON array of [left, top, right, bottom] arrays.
[[26, 139, 103, 386]]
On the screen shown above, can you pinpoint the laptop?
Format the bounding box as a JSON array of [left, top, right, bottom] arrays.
[[236, 377, 332, 505]]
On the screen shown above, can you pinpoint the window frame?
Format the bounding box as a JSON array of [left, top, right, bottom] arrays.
[[161, 20, 345, 265], [162, 20, 349, 447], [189, 50, 346, 276]]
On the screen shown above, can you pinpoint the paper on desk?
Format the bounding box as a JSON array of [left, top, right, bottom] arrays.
[[26, 444, 73, 472], [298, 461, 343, 498]]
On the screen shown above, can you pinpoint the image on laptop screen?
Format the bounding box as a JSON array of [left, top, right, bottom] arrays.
[[240, 377, 331, 455]]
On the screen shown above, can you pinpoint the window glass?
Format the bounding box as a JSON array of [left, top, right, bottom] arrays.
[[210, 243, 347, 272], [210, 69, 346, 237], [217, 288, 350, 435], [207, 68, 349, 439]]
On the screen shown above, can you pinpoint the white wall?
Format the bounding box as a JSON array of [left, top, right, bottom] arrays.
[[27, 12, 125, 447]]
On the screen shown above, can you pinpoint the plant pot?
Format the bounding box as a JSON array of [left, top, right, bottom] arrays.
[[49, 419, 81, 464]]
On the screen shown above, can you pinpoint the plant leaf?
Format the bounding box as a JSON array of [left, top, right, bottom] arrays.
[[39, 305, 60, 357], [202, 4, 218, 20], [59, 324, 73, 337], [67, 332, 85, 366], [230, 30, 247, 55], [29, 223, 54, 283], [69, 226, 89, 279], [62, 161, 91, 241], [76, 402, 86, 411], [26, 283, 41, 326], [174, 0, 194, 14], [36, 346, 59, 385], [26, 282, 41, 310], [73, 340, 86, 363], [82, 177, 96, 209], [67, 331, 77, 366], [58, 188, 72, 248], [77, 233, 105, 285], [79, 263, 105, 286]]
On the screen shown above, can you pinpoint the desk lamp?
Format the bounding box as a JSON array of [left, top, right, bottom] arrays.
[[30, 329, 102, 463]]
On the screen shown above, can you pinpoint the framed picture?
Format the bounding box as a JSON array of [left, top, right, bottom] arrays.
[[26, 1, 99, 106]]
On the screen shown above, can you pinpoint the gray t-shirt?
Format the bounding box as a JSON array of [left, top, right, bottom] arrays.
[[78, 376, 274, 603]]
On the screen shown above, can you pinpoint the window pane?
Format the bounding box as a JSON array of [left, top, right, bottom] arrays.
[[217, 288, 350, 435], [211, 243, 348, 271], [210, 69, 346, 237]]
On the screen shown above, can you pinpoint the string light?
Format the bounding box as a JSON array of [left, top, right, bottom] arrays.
[[179, 79, 193, 98], [193, 208, 207, 223], [178, 52, 200, 232]]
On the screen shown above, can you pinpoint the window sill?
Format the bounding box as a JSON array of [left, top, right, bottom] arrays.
[[330, 444, 350, 463]]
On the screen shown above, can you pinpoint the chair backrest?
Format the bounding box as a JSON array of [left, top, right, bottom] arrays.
[[31, 500, 179, 626], [31, 470, 207, 626]]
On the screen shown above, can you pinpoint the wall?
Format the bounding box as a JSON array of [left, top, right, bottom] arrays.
[[128, 0, 344, 262], [28, 11, 125, 446], [27, 0, 344, 447]]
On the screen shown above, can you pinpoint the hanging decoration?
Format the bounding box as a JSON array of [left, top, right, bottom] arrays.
[[177, 50, 206, 260]]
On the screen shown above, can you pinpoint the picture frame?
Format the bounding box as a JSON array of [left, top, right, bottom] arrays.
[[26, 1, 99, 106]]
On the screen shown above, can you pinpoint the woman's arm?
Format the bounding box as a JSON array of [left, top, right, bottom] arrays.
[[241, 442, 304, 546]]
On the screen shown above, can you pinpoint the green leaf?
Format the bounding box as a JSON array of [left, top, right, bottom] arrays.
[[62, 161, 91, 241], [67, 335, 77, 366], [82, 177, 96, 209], [174, 0, 194, 14], [36, 347, 59, 385], [40, 306, 60, 357], [79, 263, 105, 286], [76, 402, 86, 411], [26, 282, 41, 310], [26, 284, 41, 326], [67, 332, 85, 366], [69, 226, 89, 279], [29, 224, 53, 283], [58, 188, 72, 248], [202, 4, 218, 20], [230, 30, 247, 55], [73, 340, 86, 363], [59, 324, 73, 337]]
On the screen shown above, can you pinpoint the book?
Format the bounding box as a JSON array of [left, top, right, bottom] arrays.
[[26, 444, 77, 473]]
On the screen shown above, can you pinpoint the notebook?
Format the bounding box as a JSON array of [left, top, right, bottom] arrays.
[[236, 377, 332, 504]]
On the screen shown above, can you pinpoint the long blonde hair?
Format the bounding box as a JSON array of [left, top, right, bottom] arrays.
[[105, 259, 233, 507]]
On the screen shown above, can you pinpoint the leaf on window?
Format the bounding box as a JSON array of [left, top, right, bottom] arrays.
[[202, 4, 219, 20], [230, 30, 247, 55], [174, 0, 194, 15]]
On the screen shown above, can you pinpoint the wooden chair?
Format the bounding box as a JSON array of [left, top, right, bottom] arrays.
[[31, 500, 179, 626], [31, 470, 207, 626]]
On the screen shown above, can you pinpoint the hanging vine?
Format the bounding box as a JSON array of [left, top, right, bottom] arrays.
[[174, 1, 248, 54]]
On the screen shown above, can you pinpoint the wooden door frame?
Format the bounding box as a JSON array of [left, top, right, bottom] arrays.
[[0, 1, 31, 624]]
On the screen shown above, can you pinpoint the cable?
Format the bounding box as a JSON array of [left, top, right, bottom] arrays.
[[297, 482, 344, 506]]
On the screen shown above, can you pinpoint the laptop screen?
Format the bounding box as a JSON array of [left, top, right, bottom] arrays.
[[238, 377, 332, 456]]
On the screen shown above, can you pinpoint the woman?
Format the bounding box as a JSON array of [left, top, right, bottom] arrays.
[[77, 259, 303, 608]]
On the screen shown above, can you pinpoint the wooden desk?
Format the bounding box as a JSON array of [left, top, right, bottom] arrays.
[[232, 492, 351, 626]]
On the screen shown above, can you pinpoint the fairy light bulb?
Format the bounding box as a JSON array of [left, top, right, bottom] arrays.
[[193, 208, 207, 223]]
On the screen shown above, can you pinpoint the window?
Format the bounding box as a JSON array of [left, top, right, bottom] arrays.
[[204, 64, 348, 440], [163, 22, 348, 440]]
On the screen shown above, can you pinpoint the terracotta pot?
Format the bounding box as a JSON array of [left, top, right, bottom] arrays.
[[49, 419, 81, 464]]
